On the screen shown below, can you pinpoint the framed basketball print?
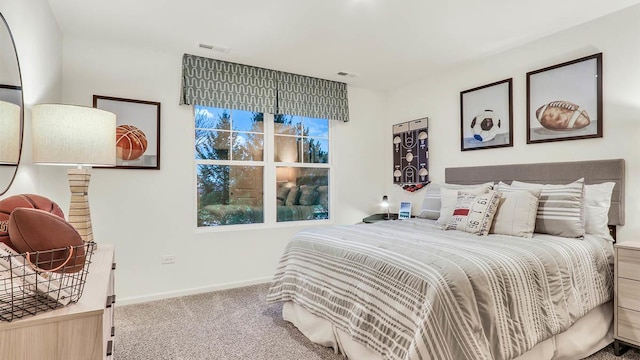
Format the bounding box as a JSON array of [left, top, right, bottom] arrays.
[[526, 53, 602, 144], [93, 95, 161, 169], [460, 78, 513, 151], [392, 117, 429, 190]]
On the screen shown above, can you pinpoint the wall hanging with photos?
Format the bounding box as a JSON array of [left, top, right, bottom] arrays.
[[392, 117, 429, 192]]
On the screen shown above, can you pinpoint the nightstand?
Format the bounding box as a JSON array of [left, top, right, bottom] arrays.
[[614, 241, 640, 355], [362, 213, 398, 223]]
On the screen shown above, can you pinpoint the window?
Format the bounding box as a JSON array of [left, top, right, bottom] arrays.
[[195, 106, 330, 227]]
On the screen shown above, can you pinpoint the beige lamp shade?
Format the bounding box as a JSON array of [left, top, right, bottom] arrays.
[[0, 100, 21, 164], [276, 167, 291, 182], [32, 104, 116, 166]]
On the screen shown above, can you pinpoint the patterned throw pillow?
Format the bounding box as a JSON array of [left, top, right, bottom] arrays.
[[510, 179, 585, 238], [418, 182, 494, 220], [437, 184, 494, 226], [317, 186, 329, 206], [298, 185, 319, 205], [445, 191, 502, 236], [417, 184, 442, 220], [491, 183, 541, 238], [276, 186, 292, 206], [285, 186, 300, 206]]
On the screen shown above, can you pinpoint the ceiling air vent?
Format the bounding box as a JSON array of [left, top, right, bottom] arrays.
[[337, 71, 358, 78], [198, 43, 231, 53]]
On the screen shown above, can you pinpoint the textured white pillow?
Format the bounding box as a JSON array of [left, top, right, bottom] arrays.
[[445, 190, 502, 236], [417, 184, 443, 220], [491, 183, 541, 238], [437, 184, 493, 226], [584, 182, 615, 239], [418, 182, 493, 220], [510, 179, 585, 238]]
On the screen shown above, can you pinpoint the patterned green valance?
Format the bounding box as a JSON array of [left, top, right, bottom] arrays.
[[180, 54, 349, 122], [277, 72, 349, 122], [181, 54, 277, 114]]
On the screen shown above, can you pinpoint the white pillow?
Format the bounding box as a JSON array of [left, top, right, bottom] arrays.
[[445, 190, 502, 236], [583, 182, 615, 239], [437, 183, 493, 226], [417, 184, 443, 220], [510, 179, 585, 238], [418, 182, 493, 220], [491, 183, 541, 238]]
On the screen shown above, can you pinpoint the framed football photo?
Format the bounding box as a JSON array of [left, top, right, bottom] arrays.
[[526, 53, 602, 144], [93, 95, 161, 169], [460, 78, 513, 151]]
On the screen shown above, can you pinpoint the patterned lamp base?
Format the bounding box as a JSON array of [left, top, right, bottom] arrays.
[[67, 168, 93, 243]]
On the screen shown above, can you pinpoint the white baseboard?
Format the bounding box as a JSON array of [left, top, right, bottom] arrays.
[[117, 277, 273, 306]]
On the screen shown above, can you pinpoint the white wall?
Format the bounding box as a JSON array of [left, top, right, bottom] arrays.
[[44, 37, 388, 302], [0, 0, 62, 197], [385, 5, 640, 242], [10, 0, 636, 303]]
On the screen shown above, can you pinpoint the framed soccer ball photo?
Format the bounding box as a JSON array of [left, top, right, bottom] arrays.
[[93, 95, 161, 169], [460, 78, 513, 151]]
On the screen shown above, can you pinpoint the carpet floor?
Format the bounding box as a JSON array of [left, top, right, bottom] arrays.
[[115, 283, 640, 360]]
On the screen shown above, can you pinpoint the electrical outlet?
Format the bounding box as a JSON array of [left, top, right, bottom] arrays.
[[161, 255, 176, 264]]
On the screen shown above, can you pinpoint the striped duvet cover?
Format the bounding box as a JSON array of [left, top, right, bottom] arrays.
[[266, 219, 613, 360]]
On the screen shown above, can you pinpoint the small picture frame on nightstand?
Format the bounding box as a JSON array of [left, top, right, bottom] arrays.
[[398, 202, 412, 220]]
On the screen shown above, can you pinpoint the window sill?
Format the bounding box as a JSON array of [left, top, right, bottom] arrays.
[[194, 218, 335, 234]]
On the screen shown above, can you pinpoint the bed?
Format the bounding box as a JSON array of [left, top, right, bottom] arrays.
[[266, 159, 625, 360]]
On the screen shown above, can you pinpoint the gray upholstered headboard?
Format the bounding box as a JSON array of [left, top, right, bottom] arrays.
[[445, 159, 625, 226]]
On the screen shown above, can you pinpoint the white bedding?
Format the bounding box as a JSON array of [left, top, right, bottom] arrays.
[[283, 300, 612, 360], [267, 219, 614, 360]]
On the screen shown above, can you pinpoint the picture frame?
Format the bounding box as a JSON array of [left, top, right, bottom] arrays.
[[460, 78, 513, 151], [93, 95, 161, 169], [398, 201, 412, 220], [526, 53, 602, 144]]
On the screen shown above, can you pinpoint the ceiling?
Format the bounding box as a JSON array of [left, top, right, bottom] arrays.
[[47, 0, 640, 91]]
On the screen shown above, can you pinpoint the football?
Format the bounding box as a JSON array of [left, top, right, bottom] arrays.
[[0, 194, 65, 249], [535, 101, 590, 130], [470, 110, 501, 142], [8, 208, 85, 273]]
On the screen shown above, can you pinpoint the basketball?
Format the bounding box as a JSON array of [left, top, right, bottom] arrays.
[[116, 124, 148, 161], [0, 194, 65, 249], [8, 208, 85, 273]]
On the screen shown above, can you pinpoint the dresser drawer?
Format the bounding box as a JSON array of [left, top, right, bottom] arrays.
[[619, 278, 640, 311], [618, 248, 640, 281], [618, 308, 640, 343]]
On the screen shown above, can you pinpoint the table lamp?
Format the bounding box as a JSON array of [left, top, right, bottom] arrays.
[[381, 195, 390, 220], [0, 100, 21, 164], [31, 104, 116, 243]]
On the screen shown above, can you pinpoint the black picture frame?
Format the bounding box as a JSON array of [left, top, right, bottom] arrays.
[[93, 95, 161, 169], [460, 78, 513, 151], [526, 53, 603, 144]]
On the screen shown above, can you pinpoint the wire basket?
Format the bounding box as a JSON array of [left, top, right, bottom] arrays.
[[0, 242, 95, 322]]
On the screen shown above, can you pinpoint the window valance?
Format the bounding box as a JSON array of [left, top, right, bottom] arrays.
[[180, 54, 278, 114], [276, 71, 349, 122], [180, 54, 349, 122]]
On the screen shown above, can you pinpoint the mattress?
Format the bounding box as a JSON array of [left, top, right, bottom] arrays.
[[266, 219, 614, 360]]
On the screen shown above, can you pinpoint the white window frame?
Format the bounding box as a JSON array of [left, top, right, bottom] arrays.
[[193, 109, 334, 232]]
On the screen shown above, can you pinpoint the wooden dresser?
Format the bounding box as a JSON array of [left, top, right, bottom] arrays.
[[0, 245, 116, 360], [614, 241, 640, 355]]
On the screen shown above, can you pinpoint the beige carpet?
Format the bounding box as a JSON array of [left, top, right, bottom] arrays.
[[115, 283, 640, 360]]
